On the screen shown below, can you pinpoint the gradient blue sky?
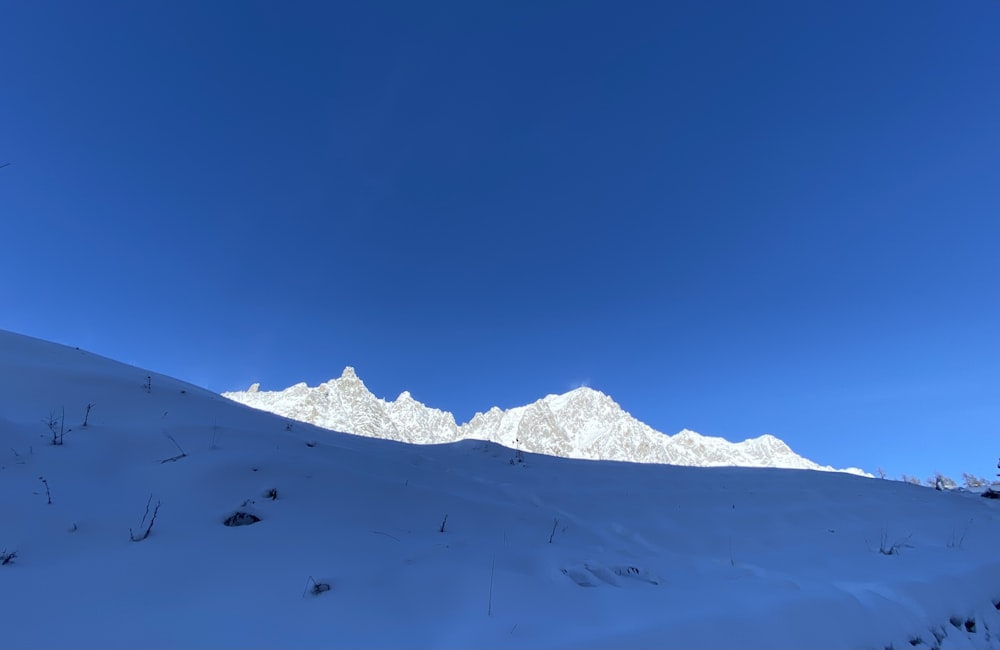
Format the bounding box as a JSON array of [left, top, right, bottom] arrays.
[[2, 2, 998, 480]]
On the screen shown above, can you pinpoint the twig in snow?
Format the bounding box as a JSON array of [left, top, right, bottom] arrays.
[[129, 494, 161, 542], [44, 407, 69, 445], [488, 556, 496, 617], [39, 476, 52, 505], [439, 514, 448, 533], [548, 517, 559, 543], [302, 576, 331, 597], [210, 419, 223, 450], [873, 528, 913, 555], [81, 403, 95, 427], [947, 519, 973, 549], [371, 530, 400, 542], [159, 433, 187, 463]]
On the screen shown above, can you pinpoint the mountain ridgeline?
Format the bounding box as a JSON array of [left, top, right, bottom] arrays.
[[223, 368, 866, 475]]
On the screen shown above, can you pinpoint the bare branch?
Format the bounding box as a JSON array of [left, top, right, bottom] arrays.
[[129, 494, 161, 542]]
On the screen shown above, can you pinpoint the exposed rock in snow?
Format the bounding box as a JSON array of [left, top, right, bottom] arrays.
[[224, 370, 866, 475]]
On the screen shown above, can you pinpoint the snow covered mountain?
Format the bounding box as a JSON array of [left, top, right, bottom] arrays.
[[5, 329, 1000, 650], [224, 368, 864, 474]]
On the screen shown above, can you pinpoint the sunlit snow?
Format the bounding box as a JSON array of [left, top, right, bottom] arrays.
[[2, 329, 999, 649], [224, 371, 869, 475]]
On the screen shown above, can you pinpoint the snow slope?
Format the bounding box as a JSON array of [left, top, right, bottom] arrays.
[[225, 369, 867, 474], [3, 329, 1000, 650]]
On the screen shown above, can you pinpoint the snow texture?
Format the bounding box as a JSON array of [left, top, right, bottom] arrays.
[[3, 329, 1000, 650], [224, 369, 868, 475]]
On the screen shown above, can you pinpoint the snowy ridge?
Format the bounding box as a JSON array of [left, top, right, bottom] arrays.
[[4, 329, 1000, 650], [229, 368, 461, 445], [225, 368, 865, 474]]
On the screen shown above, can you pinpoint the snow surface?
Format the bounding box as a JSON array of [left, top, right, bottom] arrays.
[[224, 370, 869, 475], [3, 329, 1000, 649]]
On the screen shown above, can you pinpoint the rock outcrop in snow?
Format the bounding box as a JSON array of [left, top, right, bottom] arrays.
[[223, 368, 864, 474]]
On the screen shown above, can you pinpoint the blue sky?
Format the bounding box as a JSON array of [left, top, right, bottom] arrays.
[[2, 2, 997, 481]]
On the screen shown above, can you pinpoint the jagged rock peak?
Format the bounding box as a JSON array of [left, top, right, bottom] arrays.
[[222, 370, 867, 476]]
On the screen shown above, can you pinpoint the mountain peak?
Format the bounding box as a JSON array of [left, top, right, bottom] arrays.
[[223, 371, 865, 475], [559, 385, 608, 401]]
